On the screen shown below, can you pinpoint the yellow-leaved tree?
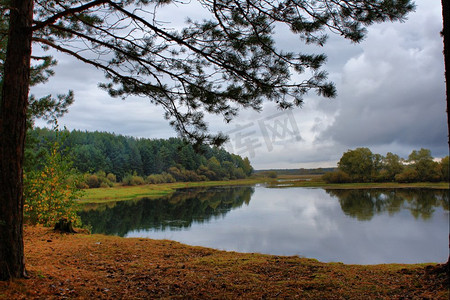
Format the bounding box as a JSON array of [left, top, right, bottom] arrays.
[[24, 130, 83, 227]]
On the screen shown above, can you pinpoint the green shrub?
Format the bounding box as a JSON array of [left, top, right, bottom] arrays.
[[162, 172, 176, 183], [99, 182, 110, 188], [267, 171, 278, 178], [146, 174, 162, 184], [123, 173, 145, 186], [86, 174, 100, 188], [106, 173, 117, 183], [395, 168, 419, 183], [146, 173, 176, 184], [322, 170, 351, 183], [232, 168, 246, 179]]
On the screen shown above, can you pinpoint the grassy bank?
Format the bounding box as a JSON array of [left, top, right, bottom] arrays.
[[80, 178, 263, 203], [1, 226, 447, 299], [268, 176, 450, 189]]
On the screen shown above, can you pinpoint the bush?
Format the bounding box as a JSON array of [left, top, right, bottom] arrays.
[[146, 174, 163, 184], [122, 173, 145, 186], [99, 182, 110, 188], [197, 165, 217, 181], [267, 171, 278, 179], [131, 175, 145, 186], [162, 172, 176, 183], [184, 169, 203, 181], [168, 166, 186, 181], [395, 168, 419, 183], [373, 169, 389, 182], [232, 168, 246, 179], [322, 171, 351, 183], [76, 181, 89, 189], [146, 173, 176, 184], [106, 173, 117, 183], [86, 174, 100, 188], [80, 171, 117, 188]]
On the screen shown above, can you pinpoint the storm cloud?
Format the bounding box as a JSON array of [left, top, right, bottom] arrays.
[[31, 0, 447, 169], [319, 1, 446, 159]]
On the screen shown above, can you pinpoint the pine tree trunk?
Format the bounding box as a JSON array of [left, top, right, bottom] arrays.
[[0, 0, 34, 280], [441, 0, 450, 267], [443, 0, 449, 151]]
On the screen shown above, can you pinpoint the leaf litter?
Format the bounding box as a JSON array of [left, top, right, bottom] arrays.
[[0, 225, 448, 299]]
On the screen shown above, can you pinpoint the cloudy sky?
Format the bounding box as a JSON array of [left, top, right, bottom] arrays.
[[31, 0, 447, 170]]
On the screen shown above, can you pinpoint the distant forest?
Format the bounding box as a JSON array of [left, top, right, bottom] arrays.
[[26, 128, 253, 186], [254, 168, 336, 176]]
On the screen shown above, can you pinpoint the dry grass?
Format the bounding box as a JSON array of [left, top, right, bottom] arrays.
[[0, 226, 448, 299]]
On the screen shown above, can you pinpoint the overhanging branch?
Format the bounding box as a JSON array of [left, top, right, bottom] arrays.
[[32, 0, 107, 31]]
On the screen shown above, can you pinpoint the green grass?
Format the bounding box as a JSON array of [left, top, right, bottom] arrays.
[[79, 178, 263, 204], [267, 179, 450, 189]]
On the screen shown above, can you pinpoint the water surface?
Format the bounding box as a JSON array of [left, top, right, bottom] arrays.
[[79, 186, 449, 264]]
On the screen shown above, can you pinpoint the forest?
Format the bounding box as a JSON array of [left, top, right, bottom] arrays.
[[323, 147, 449, 184], [25, 127, 253, 188]]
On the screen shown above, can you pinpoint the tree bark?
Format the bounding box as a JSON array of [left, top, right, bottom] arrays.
[[443, 0, 449, 151], [441, 0, 449, 267], [0, 0, 34, 280]]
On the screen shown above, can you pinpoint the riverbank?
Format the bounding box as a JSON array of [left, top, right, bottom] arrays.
[[80, 176, 449, 204], [80, 178, 262, 203], [267, 176, 450, 189], [0, 226, 447, 299]]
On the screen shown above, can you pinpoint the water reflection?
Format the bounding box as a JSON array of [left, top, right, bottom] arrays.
[[79, 187, 449, 264], [79, 186, 254, 236], [327, 189, 449, 221]]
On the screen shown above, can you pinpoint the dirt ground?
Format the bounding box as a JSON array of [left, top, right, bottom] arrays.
[[0, 226, 448, 299]]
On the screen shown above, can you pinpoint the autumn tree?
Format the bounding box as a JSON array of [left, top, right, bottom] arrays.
[[406, 148, 442, 182], [329, 147, 443, 183], [0, 0, 415, 280], [24, 131, 83, 227], [338, 147, 375, 182], [380, 152, 404, 181]]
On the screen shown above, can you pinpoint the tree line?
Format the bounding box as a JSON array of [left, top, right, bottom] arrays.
[[80, 186, 254, 236], [323, 147, 449, 183], [26, 127, 253, 187]]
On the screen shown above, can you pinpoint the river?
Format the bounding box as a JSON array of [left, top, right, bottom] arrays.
[[79, 186, 449, 264]]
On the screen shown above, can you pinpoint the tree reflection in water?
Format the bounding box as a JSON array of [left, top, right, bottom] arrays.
[[326, 189, 449, 221], [79, 186, 254, 236]]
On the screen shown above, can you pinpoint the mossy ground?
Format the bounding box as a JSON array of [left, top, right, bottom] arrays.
[[0, 226, 448, 299]]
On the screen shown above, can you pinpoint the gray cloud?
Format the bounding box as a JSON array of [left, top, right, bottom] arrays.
[[31, 0, 447, 169], [318, 0, 447, 159]]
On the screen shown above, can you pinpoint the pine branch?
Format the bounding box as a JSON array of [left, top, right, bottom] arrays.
[[32, 0, 107, 31]]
